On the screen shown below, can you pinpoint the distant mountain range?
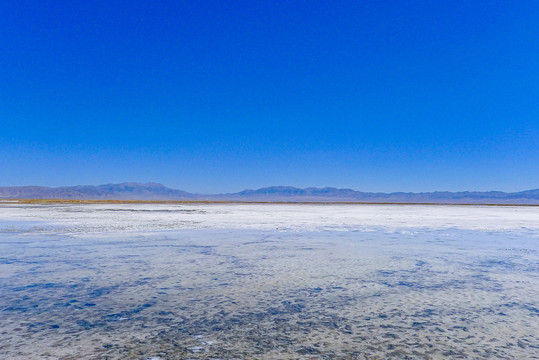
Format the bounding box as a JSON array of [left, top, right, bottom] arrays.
[[0, 182, 538, 204], [0, 182, 192, 201]]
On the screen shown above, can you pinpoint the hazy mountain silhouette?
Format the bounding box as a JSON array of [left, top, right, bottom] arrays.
[[221, 186, 539, 204], [0, 182, 193, 200], [0, 183, 538, 204]]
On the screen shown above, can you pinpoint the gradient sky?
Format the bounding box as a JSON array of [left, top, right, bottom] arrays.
[[1, 1, 538, 193]]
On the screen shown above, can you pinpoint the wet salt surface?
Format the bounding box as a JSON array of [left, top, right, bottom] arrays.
[[0, 204, 538, 359]]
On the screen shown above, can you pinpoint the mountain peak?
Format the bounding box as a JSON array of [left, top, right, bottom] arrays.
[[0, 183, 538, 204]]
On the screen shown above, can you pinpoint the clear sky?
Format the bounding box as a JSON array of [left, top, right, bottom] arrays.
[[1, 1, 538, 193]]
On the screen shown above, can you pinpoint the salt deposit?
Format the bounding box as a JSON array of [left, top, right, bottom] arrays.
[[0, 203, 537, 359]]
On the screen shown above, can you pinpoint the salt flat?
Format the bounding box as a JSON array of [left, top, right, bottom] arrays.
[[0, 204, 538, 359], [1, 203, 538, 233]]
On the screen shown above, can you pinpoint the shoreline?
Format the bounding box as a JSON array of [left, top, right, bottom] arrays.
[[1, 198, 538, 206]]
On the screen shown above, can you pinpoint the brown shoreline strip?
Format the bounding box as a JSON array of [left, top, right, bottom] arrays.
[[1, 199, 537, 206]]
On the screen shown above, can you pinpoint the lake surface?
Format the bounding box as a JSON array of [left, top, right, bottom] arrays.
[[0, 203, 538, 359]]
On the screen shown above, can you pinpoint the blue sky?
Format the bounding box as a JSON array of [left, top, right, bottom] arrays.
[[1, 1, 538, 193]]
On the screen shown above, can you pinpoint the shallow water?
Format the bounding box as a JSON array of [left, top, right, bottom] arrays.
[[0, 204, 538, 359]]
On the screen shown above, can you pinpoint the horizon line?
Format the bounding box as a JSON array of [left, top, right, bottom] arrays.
[[0, 182, 537, 194], [2, 199, 539, 207]]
